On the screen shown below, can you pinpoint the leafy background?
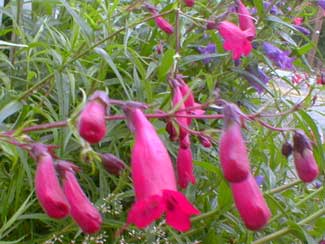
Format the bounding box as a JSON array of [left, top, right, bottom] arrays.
[[0, 0, 325, 243]]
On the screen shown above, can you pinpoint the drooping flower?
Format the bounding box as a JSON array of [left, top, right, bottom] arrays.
[[236, 0, 256, 40], [58, 161, 102, 234], [184, 0, 194, 7], [99, 153, 125, 176], [32, 144, 69, 219], [218, 21, 252, 60], [177, 146, 196, 189], [281, 141, 293, 158], [154, 16, 174, 34], [197, 43, 217, 64], [124, 107, 199, 232], [78, 91, 109, 144], [230, 174, 271, 230], [219, 103, 250, 182], [243, 64, 270, 93], [263, 42, 294, 70], [293, 130, 319, 182]]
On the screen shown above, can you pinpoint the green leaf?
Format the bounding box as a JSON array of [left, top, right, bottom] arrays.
[[0, 101, 23, 125], [158, 49, 175, 81]]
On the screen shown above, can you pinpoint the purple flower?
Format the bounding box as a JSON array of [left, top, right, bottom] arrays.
[[244, 64, 270, 93], [263, 42, 294, 70], [294, 25, 310, 36], [264, 2, 282, 15], [197, 43, 216, 64], [318, 0, 325, 10], [255, 175, 264, 186], [314, 181, 322, 189]]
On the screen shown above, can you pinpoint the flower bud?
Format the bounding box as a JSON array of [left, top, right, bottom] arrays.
[[154, 16, 174, 34], [293, 130, 319, 182], [99, 153, 125, 176], [281, 141, 293, 158], [165, 120, 179, 141], [78, 91, 109, 144], [34, 148, 69, 219], [60, 165, 102, 234], [177, 146, 195, 189], [219, 104, 250, 182], [206, 20, 218, 30]]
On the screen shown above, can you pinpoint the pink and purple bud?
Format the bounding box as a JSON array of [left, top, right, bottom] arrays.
[[293, 130, 319, 183], [124, 107, 199, 232], [199, 135, 212, 148], [32, 144, 69, 219], [99, 153, 125, 176], [78, 91, 109, 144], [58, 161, 102, 234], [281, 141, 293, 158], [230, 174, 271, 230], [219, 104, 250, 182], [165, 120, 179, 141], [154, 16, 174, 35]]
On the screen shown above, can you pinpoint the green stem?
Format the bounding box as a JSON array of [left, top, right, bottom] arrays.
[[266, 179, 301, 194], [253, 208, 325, 244]]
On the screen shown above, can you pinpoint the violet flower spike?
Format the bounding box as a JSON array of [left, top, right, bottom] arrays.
[[197, 43, 216, 64], [263, 42, 294, 70]]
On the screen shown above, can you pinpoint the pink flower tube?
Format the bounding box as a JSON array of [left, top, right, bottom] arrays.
[[230, 174, 271, 230], [59, 162, 102, 234], [33, 145, 69, 219], [219, 104, 250, 182], [125, 107, 200, 232], [184, 0, 195, 7]]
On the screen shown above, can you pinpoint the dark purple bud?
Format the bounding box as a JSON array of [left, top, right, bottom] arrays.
[[206, 20, 218, 30], [166, 120, 178, 141], [99, 153, 125, 176], [281, 141, 293, 158], [263, 42, 294, 70], [293, 25, 311, 36]]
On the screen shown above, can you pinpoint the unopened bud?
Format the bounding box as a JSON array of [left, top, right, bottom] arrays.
[[166, 120, 178, 141], [281, 141, 293, 158], [99, 153, 125, 176], [199, 135, 212, 148]]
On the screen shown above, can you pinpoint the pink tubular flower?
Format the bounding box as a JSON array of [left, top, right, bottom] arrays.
[[218, 21, 252, 60], [59, 162, 102, 234], [184, 0, 195, 7], [230, 174, 271, 230], [219, 104, 250, 182], [236, 0, 256, 40], [78, 91, 109, 144], [293, 130, 319, 182], [125, 107, 200, 232], [177, 146, 196, 189], [154, 16, 174, 34], [32, 145, 69, 219]]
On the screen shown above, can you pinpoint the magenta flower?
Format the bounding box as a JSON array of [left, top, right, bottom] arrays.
[[263, 42, 294, 70], [125, 107, 199, 232], [78, 91, 109, 144], [59, 162, 102, 234], [293, 131, 319, 182], [236, 0, 256, 40], [219, 104, 250, 182], [184, 0, 194, 7], [177, 147, 196, 189], [32, 145, 69, 219], [218, 21, 252, 60], [230, 174, 271, 230]]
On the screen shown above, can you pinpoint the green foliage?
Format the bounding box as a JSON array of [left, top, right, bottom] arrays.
[[0, 0, 324, 243]]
